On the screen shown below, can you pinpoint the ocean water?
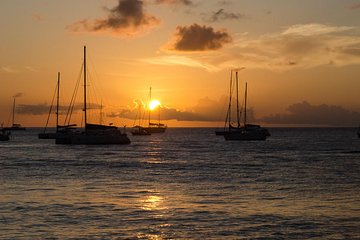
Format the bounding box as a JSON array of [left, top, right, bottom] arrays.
[[0, 128, 359, 239]]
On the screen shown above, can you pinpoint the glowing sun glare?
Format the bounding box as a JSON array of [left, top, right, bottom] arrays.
[[149, 100, 161, 110]]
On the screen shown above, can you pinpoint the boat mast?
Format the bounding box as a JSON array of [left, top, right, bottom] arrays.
[[148, 87, 151, 127], [100, 100, 103, 125], [12, 97, 16, 126], [236, 71, 240, 128], [56, 72, 60, 129], [83, 46, 87, 127], [227, 71, 233, 130], [244, 82, 248, 127], [158, 105, 160, 125]]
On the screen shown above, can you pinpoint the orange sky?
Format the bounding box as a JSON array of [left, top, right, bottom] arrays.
[[1, 0, 360, 127]]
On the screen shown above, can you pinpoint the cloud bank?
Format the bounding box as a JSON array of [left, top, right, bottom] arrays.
[[166, 23, 232, 51], [151, 23, 360, 71], [67, 0, 160, 36], [261, 101, 360, 126], [108, 96, 256, 123]]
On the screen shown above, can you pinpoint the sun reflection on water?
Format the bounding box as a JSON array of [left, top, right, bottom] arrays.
[[141, 195, 165, 211]]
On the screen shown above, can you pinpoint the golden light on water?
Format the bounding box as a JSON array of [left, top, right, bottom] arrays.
[[149, 100, 161, 111], [141, 195, 164, 211]]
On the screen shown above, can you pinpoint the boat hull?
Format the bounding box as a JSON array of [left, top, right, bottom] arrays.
[[55, 131, 131, 145], [224, 130, 268, 141], [215, 130, 228, 136], [0, 135, 10, 141], [224, 126, 270, 141], [38, 132, 59, 139], [131, 126, 151, 136], [145, 127, 166, 133], [4, 127, 26, 131]]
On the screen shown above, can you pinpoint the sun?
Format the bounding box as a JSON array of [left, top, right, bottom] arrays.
[[149, 100, 161, 111]]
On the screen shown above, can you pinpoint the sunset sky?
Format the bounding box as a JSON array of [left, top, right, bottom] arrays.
[[1, 0, 360, 127]]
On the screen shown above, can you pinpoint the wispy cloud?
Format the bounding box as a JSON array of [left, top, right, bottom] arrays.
[[141, 55, 220, 71], [165, 23, 232, 51], [24, 66, 38, 72], [1, 66, 17, 73], [154, 0, 193, 6], [282, 23, 355, 36], [67, 0, 160, 37]]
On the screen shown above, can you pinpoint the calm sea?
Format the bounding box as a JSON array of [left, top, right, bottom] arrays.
[[0, 128, 359, 239]]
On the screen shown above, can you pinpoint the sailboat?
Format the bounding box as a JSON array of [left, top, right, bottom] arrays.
[[55, 46, 131, 145], [131, 101, 151, 136], [223, 70, 270, 141], [215, 70, 234, 136], [38, 72, 63, 139], [144, 87, 167, 134], [4, 97, 26, 131]]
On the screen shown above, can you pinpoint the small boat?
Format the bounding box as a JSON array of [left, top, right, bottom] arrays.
[[132, 125, 151, 136], [131, 92, 152, 136], [222, 70, 270, 141], [4, 97, 26, 131], [131, 87, 167, 135], [55, 46, 130, 145], [0, 128, 10, 141], [146, 122, 167, 133], [143, 87, 167, 134]]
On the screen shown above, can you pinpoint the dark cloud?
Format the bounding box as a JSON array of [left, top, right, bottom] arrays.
[[13, 92, 23, 98], [154, 0, 193, 6], [108, 106, 208, 121], [167, 23, 232, 51], [261, 101, 360, 126], [217, 1, 232, 6], [17, 104, 80, 116], [206, 9, 244, 22], [67, 0, 160, 36], [349, 3, 360, 9], [17, 103, 101, 116]]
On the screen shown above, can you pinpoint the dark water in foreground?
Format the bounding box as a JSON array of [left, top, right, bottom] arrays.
[[0, 128, 359, 239]]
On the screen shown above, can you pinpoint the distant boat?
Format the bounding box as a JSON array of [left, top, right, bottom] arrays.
[[55, 46, 131, 145], [38, 72, 63, 139], [144, 87, 167, 134], [132, 125, 151, 136], [0, 127, 10, 141], [222, 70, 270, 141], [131, 92, 151, 136], [4, 97, 26, 131]]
